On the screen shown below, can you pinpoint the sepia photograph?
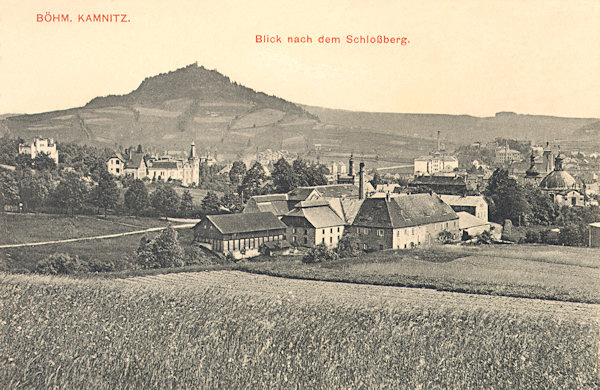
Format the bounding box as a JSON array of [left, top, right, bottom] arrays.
[[1, 0, 599, 388]]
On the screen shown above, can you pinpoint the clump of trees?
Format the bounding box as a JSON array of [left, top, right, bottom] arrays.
[[135, 226, 185, 269]]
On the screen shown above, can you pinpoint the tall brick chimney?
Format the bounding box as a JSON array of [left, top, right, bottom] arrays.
[[349, 154, 354, 176], [359, 162, 365, 200]]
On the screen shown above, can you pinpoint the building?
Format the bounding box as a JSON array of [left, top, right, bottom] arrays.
[[456, 211, 491, 239], [123, 152, 147, 179], [413, 153, 459, 175], [106, 153, 125, 176], [495, 142, 522, 165], [193, 212, 287, 259], [108, 142, 200, 186], [348, 193, 459, 251], [439, 194, 488, 221], [243, 184, 362, 217], [539, 153, 584, 207], [409, 174, 468, 195], [589, 222, 600, 248], [18, 137, 59, 165], [281, 200, 346, 248], [147, 142, 200, 187]]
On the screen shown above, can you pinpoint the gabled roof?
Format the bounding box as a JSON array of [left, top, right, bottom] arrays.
[[352, 194, 458, 228], [439, 194, 487, 207], [200, 212, 286, 234], [457, 211, 490, 230], [108, 153, 124, 162], [124, 152, 146, 169], [243, 194, 291, 216], [287, 184, 358, 201], [283, 202, 345, 228]]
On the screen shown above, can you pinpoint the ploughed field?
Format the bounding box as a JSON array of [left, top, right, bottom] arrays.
[[1, 270, 598, 389]]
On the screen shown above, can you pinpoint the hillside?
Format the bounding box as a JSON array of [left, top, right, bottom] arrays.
[[304, 106, 600, 151], [1, 64, 321, 160], [2, 64, 599, 162]]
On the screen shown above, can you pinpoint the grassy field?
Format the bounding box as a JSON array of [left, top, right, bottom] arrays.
[[0, 271, 597, 388], [0, 214, 188, 272], [0, 214, 168, 245], [238, 245, 600, 304]]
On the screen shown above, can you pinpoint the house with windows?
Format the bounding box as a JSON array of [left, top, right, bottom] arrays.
[[348, 193, 459, 251], [123, 152, 147, 179], [439, 194, 488, 221], [18, 137, 59, 165], [106, 153, 125, 176], [281, 200, 346, 248], [193, 212, 287, 259]]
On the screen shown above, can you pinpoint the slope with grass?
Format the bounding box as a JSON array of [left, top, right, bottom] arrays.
[[238, 245, 600, 304], [0, 271, 597, 388]]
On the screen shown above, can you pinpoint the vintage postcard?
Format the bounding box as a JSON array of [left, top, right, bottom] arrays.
[[1, 1, 599, 388]]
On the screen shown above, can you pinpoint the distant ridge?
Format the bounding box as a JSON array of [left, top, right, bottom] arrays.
[[1, 64, 599, 159]]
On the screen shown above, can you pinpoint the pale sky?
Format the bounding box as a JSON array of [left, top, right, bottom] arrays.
[[1, 0, 600, 117]]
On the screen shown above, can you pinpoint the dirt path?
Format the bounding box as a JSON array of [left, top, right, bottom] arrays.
[[0, 224, 195, 249]]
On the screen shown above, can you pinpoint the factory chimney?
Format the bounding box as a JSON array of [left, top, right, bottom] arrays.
[[359, 162, 365, 200], [437, 130, 441, 152], [349, 154, 354, 176]]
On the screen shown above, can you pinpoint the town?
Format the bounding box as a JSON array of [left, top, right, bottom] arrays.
[[1, 129, 599, 268]]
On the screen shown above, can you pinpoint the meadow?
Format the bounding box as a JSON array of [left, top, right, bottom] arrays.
[[0, 271, 597, 389], [238, 245, 600, 304], [0, 214, 168, 245]]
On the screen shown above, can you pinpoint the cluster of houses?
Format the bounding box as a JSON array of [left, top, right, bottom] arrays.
[[193, 155, 496, 259], [106, 142, 202, 187]]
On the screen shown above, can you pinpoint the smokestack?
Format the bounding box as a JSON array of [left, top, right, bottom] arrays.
[[359, 162, 365, 200], [437, 130, 441, 152], [349, 154, 354, 176]]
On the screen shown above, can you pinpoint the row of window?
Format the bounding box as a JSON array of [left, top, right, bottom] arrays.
[[291, 227, 342, 235], [357, 221, 458, 237]]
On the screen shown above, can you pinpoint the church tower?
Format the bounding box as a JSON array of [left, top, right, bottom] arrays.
[[189, 140, 200, 186]]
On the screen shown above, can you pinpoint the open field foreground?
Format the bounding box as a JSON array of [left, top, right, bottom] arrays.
[[1, 271, 598, 389], [239, 245, 600, 304]]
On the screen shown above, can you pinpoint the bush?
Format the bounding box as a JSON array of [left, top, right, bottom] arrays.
[[336, 233, 362, 258], [525, 230, 540, 244], [475, 230, 493, 244], [35, 253, 84, 275], [539, 229, 560, 245], [302, 244, 339, 264], [438, 230, 455, 244]]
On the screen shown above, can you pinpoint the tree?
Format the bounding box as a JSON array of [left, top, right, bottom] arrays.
[[523, 184, 557, 225], [136, 226, 185, 269], [91, 170, 119, 217], [336, 233, 362, 258], [18, 171, 53, 211], [0, 171, 19, 210], [151, 183, 181, 218], [370, 171, 383, 188], [229, 160, 247, 185], [32, 152, 56, 171], [124, 179, 149, 216], [51, 172, 88, 216], [220, 192, 243, 213], [238, 161, 266, 202], [179, 189, 194, 217], [272, 157, 298, 193], [484, 169, 530, 225], [15, 154, 34, 169], [293, 158, 328, 187], [202, 191, 222, 215]]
